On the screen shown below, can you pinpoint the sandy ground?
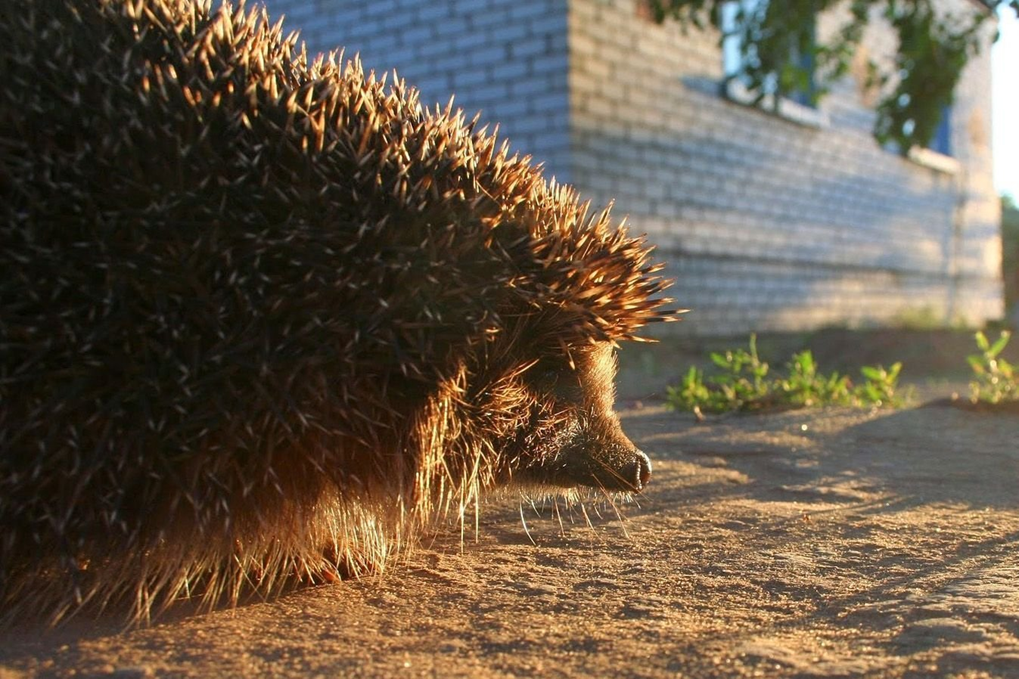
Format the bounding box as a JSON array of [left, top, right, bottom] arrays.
[[1, 402, 1018, 678]]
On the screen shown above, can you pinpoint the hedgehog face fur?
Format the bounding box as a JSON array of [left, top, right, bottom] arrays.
[[0, 0, 674, 624], [508, 343, 652, 491]]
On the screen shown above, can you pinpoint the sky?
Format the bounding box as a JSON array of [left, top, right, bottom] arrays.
[[993, 7, 1018, 200]]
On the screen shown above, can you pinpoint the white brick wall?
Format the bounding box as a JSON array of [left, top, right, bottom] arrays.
[[569, 0, 1002, 334], [259, 0, 1003, 335], [263, 0, 572, 181]]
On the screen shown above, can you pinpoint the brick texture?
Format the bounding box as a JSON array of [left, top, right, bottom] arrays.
[[264, 0, 571, 182], [569, 0, 1002, 334], [260, 0, 1003, 335]]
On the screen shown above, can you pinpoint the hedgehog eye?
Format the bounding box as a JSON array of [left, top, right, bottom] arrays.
[[539, 367, 560, 383], [531, 365, 560, 385], [525, 358, 574, 391]]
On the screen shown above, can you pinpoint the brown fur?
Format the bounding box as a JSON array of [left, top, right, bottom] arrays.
[[0, 0, 676, 625]]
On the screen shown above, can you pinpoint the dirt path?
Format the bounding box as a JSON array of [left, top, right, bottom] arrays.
[[2, 404, 1018, 678]]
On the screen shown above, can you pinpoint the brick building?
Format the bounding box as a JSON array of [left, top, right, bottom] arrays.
[[264, 0, 1003, 335]]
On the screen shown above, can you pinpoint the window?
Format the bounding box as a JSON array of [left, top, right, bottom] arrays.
[[722, 0, 765, 90], [720, 0, 819, 114], [929, 104, 952, 157], [903, 104, 959, 173]]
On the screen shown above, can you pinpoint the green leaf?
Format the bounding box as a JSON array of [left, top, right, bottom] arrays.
[[888, 362, 902, 380], [989, 331, 1012, 358]]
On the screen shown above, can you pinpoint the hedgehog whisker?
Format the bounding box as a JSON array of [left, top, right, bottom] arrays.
[[552, 495, 566, 537], [518, 502, 536, 546], [596, 485, 632, 540]]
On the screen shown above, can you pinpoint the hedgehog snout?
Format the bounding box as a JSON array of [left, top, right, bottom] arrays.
[[549, 426, 652, 493], [624, 449, 653, 491], [597, 444, 652, 492]]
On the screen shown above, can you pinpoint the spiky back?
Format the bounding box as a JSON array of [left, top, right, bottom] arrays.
[[0, 0, 672, 621]]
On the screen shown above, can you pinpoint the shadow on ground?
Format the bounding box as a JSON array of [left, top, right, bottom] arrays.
[[1, 404, 1017, 678]]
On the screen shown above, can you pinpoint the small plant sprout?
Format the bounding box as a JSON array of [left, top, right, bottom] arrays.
[[968, 331, 1018, 404], [858, 363, 904, 408]]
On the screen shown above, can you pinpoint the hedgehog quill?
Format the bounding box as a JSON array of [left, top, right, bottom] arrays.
[[0, 0, 677, 625]]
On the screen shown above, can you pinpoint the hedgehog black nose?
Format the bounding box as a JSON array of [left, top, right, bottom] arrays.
[[637, 450, 652, 489], [628, 449, 652, 491]]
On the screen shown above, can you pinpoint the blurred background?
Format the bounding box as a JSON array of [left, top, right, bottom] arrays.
[[257, 0, 1018, 395], [263, 0, 1016, 337]]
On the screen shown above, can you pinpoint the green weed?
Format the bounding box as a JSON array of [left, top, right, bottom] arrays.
[[968, 330, 1018, 404], [665, 334, 908, 415]]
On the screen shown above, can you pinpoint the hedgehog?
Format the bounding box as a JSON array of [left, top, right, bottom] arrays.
[[0, 0, 675, 624]]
